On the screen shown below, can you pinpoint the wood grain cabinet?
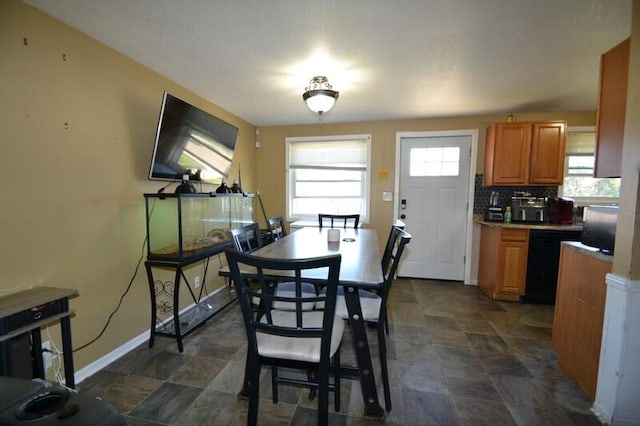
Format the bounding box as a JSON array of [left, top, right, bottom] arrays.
[[484, 121, 566, 186], [552, 243, 613, 400], [595, 38, 630, 178], [478, 226, 529, 301]]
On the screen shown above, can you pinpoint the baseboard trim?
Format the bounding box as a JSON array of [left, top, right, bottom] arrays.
[[74, 285, 232, 384]]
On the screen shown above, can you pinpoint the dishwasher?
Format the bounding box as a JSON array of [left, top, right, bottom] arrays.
[[523, 230, 582, 304]]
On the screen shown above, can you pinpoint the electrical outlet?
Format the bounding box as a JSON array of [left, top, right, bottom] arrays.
[[42, 341, 53, 370], [194, 276, 201, 288]]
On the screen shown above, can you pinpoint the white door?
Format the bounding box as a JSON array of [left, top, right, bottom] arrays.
[[397, 133, 472, 280]]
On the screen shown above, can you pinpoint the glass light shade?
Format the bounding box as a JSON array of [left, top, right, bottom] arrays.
[[302, 76, 339, 115], [304, 90, 338, 115]]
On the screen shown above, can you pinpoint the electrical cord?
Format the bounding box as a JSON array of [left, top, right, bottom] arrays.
[[74, 198, 158, 353], [73, 235, 147, 353], [44, 328, 65, 383], [72, 193, 215, 352]]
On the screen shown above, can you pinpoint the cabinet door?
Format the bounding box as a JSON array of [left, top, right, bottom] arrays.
[[478, 225, 501, 298], [553, 245, 612, 400], [496, 229, 529, 295], [529, 121, 566, 184], [595, 38, 629, 178], [484, 122, 531, 185]]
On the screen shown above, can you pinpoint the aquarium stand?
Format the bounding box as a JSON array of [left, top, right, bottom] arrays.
[[145, 247, 236, 352]]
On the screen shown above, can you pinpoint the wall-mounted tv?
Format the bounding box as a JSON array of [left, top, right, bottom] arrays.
[[148, 91, 239, 184]]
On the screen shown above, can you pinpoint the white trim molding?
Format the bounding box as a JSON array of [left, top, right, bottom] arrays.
[[74, 286, 232, 384], [593, 273, 640, 426], [394, 129, 479, 285]]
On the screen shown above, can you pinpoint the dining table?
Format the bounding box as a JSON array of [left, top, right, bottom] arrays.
[[224, 226, 386, 419]]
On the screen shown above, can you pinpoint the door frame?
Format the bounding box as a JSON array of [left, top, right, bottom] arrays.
[[394, 130, 478, 284]]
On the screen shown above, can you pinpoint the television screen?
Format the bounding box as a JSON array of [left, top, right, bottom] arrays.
[[581, 205, 618, 254], [148, 92, 239, 183]]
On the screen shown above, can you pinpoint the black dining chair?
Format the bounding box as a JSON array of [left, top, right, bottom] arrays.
[[267, 216, 287, 241], [225, 250, 344, 426], [318, 213, 360, 229], [318, 225, 411, 411], [229, 222, 263, 254], [229, 221, 317, 311]]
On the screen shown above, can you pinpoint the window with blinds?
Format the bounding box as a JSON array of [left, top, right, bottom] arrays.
[[561, 128, 620, 200], [286, 135, 371, 221]]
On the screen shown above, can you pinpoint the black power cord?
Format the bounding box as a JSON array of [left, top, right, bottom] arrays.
[[73, 235, 147, 353]]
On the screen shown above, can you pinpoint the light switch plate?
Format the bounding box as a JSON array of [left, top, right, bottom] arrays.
[[383, 192, 392, 202]]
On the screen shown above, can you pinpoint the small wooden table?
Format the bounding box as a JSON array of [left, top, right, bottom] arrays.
[[0, 287, 77, 388], [225, 227, 386, 418]]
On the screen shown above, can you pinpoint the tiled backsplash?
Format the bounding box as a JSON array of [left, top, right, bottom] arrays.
[[473, 174, 558, 213]]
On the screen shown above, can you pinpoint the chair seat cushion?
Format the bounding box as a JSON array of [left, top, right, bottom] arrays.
[[257, 310, 344, 363], [253, 282, 318, 310], [317, 287, 381, 322]]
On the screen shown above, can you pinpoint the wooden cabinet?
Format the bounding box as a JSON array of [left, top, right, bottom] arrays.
[[595, 38, 629, 178], [478, 226, 529, 301], [484, 121, 566, 186], [552, 243, 612, 400]]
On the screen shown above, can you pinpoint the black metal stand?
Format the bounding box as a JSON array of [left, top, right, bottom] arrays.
[[145, 248, 237, 352]]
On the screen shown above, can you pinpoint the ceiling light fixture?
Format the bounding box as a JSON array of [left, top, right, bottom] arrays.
[[302, 76, 339, 115]]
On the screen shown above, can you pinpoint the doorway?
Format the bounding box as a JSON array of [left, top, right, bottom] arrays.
[[395, 130, 477, 282]]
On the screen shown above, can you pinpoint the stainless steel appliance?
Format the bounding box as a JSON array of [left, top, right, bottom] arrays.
[[511, 194, 547, 223], [484, 191, 504, 222]]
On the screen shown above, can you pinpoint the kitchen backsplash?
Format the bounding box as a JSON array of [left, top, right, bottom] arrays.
[[473, 174, 558, 213]]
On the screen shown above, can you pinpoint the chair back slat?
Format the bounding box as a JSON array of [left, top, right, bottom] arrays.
[[318, 213, 360, 229], [229, 222, 263, 253], [380, 227, 411, 293], [267, 216, 287, 241], [225, 250, 342, 346]]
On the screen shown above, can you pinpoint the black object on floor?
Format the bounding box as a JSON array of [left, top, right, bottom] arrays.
[[0, 377, 125, 425]]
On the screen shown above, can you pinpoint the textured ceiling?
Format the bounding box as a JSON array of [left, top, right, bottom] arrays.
[[24, 0, 632, 126]]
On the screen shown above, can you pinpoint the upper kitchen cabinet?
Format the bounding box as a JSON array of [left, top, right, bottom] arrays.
[[595, 38, 630, 178], [484, 121, 566, 186]]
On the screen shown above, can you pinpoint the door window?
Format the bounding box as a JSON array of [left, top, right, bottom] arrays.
[[409, 147, 460, 177]]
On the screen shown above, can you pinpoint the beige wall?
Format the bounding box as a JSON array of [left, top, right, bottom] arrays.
[[256, 112, 595, 248], [0, 0, 256, 372], [4, 0, 631, 379], [613, 0, 640, 278]]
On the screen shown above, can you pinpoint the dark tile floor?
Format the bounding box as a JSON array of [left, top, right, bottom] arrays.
[[78, 279, 603, 425]]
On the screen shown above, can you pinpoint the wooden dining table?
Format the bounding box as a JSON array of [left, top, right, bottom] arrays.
[[225, 226, 386, 418]]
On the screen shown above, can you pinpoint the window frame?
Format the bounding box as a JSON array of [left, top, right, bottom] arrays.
[[285, 134, 372, 223], [559, 126, 620, 205]]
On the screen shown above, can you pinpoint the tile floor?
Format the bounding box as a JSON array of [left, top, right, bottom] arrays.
[[78, 279, 603, 425]]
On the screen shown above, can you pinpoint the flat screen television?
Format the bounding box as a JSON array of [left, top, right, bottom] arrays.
[[581, 205, 618, 254], [148, 91, 239, 184]]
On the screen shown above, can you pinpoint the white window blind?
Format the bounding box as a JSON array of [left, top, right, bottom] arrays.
[[289, 139, 368, 170], [286, 135, 371, 222], [560, 128, 620, 200]]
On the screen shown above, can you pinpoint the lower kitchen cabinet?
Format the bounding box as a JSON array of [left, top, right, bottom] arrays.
[[478, 226, 529, 301], [552, 242, 612, 401]]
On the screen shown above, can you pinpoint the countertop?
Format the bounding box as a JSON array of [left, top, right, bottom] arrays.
[[475, 216, 583, 232], [561, 241, 614, 263]]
